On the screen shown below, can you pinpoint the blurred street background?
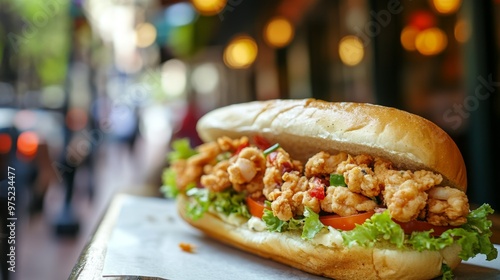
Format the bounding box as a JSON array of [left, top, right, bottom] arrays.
[[0, 0, 499, 279]]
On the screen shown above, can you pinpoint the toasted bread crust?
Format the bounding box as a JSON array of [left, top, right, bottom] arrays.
[[196, 99, 466, 192]]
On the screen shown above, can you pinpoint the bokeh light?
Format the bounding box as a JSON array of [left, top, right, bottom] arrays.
[[431, 0, 462, 15], [166, 2, 197, 26], [454, 18, 470, 43], [415, 27, 447, 56], [191, 63, 220, 95], [162, 59, 188, 97], [223, 36, 258, 69], [0, 133, 12, 154], [338, 35, 364, 66], [17, 131, 39, 157], [263, 17, 294, 48], [401, 26, 419, 51], [41, 85, 65, 109], [13, 110, 37, 131], [66, 107, 89, 131], [140, 105, 172, 143], [191, 0, 227, 16], [409, 10, 436, 30], [135, 22, 157, 48]]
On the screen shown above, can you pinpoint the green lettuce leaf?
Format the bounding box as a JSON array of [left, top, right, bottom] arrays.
[[185, 187, 210, 220], [460, 204, 497, 260], [161, 138, 198, 198], [302, 207, 325, 240], [287, 218, 305, 230], [407, 230, 454, 252], [160, 168, 179, 198], [441, 204, 498, 261], [185, 188, 250, 221], [340, 204, 497, 280], [262, 208, 289, 232], [408, 204, 497, 261], [168, 138, 197, 162], [211, 189, 250, 218], [441, 264, 453, 280], [262, 205, 324, 240], [341, 210, 405, 248], [342, 205, 497, 261]]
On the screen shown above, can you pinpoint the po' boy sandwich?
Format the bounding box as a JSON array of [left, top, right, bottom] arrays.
[[162, 99, 497, 280]]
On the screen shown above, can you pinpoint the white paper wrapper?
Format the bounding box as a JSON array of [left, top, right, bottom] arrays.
[[101, 195, 326, 279], [101, 195, 500, 279]]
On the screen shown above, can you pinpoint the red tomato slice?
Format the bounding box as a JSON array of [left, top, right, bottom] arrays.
[[234, 142, 250, 155], [319, 212, 375, 231], [246, 196, 266, 219], [246, 196, 456, 236], [394, 220, 458, 236], [253, 135, 271, 150]]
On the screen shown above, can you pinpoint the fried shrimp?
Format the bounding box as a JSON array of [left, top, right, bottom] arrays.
[[271, 190, 295, 221], [170, 160, 203, 191], [281, 171, 309, 193], [373, 157, 393, 174], [263, 148, 303, 200], [217, 136, 249, 152], [263, 167, 282, 200], [189, 142, 220, 166], [381, 168, 443, 222], [229, 158, 258, 184], [173, 141, 223, 190], [227, 147, 266, 197], [325, 154, 381, 197], [305, 151, 348, 177], [293, 191, 321, 215], [344, 166, 380, 197], [383, 181, 428, 222], [201, 160, 231, 192], [228, 147, 265, 183], [321, 187, 377, 216], [413, 170, 443, 189], [270, 172, 321, 220], [427, 186, 469, 226], [286, 172, 321, 215], [335, 154, 372, 174]]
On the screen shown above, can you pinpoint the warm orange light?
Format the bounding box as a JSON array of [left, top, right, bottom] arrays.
[[338, 35, 364, 66], [400, 26, 419, 51], [223, 35, 258, 69], [263, 17, 294, 48], [17, 131, 39, 157], [191, 0, 227, 16], [431, 0, 462, 14], [415, 27, 448, 56], [454, 18, 470, 43], [0, 133, 12, 154]]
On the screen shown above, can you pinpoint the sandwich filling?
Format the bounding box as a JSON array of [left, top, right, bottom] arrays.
[[163, 136, 497, 280], [166, 135, 468, 227]]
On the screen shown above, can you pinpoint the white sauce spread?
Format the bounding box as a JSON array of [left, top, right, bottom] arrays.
[[311, 226, 344, 247], [211, 210, 247, 226], [247, 217, 267, 232]]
